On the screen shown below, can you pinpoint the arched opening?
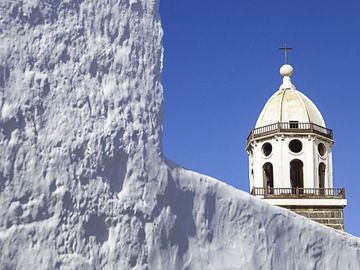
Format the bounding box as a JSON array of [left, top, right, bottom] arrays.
[[290, 159, 303, 194], [263, 163, 274, 194], [319, 163, 326, 195]]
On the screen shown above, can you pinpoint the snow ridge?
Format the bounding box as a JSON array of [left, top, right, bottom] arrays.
[[0, 0, 359, 269]]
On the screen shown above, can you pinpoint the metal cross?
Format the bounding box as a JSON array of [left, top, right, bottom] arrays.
[[279, 43, 293, 64]]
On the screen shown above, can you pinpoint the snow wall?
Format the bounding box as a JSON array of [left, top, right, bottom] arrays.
[[0, 1, 359, 269]]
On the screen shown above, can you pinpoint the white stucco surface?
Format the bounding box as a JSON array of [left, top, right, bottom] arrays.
[[264, 199, 347, 206]]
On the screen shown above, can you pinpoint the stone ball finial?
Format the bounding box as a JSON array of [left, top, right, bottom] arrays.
[[280, 64, 294, 77]]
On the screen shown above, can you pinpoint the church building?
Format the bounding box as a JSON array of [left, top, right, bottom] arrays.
[[247, 50, 347, 231]]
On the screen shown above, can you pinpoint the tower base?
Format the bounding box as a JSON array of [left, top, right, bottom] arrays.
[[282, 206, 344, 231]]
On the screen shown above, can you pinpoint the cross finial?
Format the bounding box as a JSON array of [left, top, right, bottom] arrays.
[[279, 43, 293, 64]]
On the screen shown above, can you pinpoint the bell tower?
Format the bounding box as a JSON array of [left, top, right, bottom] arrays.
[[247, 58, 347, 231]]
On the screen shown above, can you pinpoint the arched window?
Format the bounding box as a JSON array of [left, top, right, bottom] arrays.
[[319, 163, 326, 195], [290, 159, 304, 194], [263, 163, 274, 194]]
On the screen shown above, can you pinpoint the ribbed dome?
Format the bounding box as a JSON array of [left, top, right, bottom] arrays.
[[255, 65, 326, 128]]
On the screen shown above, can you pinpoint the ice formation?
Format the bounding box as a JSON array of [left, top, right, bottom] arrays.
[[0, 0, 359, 269]]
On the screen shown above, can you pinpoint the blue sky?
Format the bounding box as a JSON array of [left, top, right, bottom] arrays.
[[160, 0, 360, 236]]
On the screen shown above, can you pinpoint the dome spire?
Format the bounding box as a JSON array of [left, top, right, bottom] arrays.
[[278, 43, 295, 90], [279, 42, 293, 64]]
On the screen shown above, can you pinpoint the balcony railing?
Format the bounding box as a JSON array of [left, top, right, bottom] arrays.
[[247, 122, 333, 145], [251, 187, 345, 199]]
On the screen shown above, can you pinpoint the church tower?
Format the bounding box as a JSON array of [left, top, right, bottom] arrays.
[[247, 58, 347, 231]]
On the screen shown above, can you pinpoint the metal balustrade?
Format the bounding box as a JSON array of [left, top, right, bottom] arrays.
[[247, 122, 333, 145], [251, 187, 345, 199]]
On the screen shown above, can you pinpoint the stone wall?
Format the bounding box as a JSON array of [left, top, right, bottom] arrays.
[[284, 206, 344, 231]]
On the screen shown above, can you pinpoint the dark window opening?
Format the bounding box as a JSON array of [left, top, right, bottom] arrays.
[[290, 121, 299, 129], [290, 159, 304, 194], [262, 142, 272, 157], [289, 139, 302, 153], [318, 143, 326, 156], [263, 163, 274, 194], [319, 163, 326, 195]]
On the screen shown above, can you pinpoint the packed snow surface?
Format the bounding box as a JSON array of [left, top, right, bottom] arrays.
[[0, 0, 360, 269]]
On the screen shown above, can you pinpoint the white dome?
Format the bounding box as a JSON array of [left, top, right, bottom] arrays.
[[255, 65, 326, 128]]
